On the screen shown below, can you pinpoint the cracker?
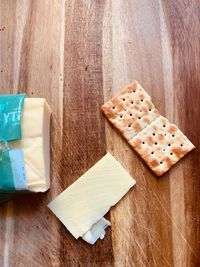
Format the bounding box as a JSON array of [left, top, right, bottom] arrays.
[[102, 81, 160, 139], [129, 116, 195, 176]]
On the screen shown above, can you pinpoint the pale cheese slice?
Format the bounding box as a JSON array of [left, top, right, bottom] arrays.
[[48, 153, 135, 243], [10, 98, 51, 192]]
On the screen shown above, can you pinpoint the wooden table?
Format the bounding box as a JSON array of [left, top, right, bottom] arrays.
[[0, 1, 199, 266]]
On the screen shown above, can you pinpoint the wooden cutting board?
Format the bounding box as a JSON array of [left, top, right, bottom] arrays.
[[0, 1, 199, 266]]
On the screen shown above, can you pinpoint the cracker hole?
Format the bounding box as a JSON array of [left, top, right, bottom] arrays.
[[141, 99, 144, 102], [170, 152, 173, 155], [149, 109, 152, 111], [181, 144, 183, 147], [130, 114, 132, 116], [172, 134, 175, 137], [160, 162, 163, 164], [168, 144, 171, 146], [151, 151, 154, 155], [138, 117, 141, 119], [112, 106, 115, 109], [131, 101, 134, 104], [120, 115, 123, 118], [163, 149, 166, 151], [123, 98, 125, 101], [164, 134, 167, 136], [142, 141, 145, 144], [128, 125, 131, 127], [140, 110, 142, 112], [133, 90, 136, 93], [163, 124, 166, 127], [155, 142, 158, 145], [152, 133, 155, 136]]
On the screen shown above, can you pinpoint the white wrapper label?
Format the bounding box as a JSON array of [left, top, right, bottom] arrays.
[[9, 148, 28, 190]]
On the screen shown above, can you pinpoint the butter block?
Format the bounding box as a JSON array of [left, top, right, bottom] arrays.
[[10, 98, 51, 192], [48, 153, 135, 243]]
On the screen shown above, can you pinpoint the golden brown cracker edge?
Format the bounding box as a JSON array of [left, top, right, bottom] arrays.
[[129, 116, 195, 176]]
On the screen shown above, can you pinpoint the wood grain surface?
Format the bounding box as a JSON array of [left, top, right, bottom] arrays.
[[0, 0, 199, 266]]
